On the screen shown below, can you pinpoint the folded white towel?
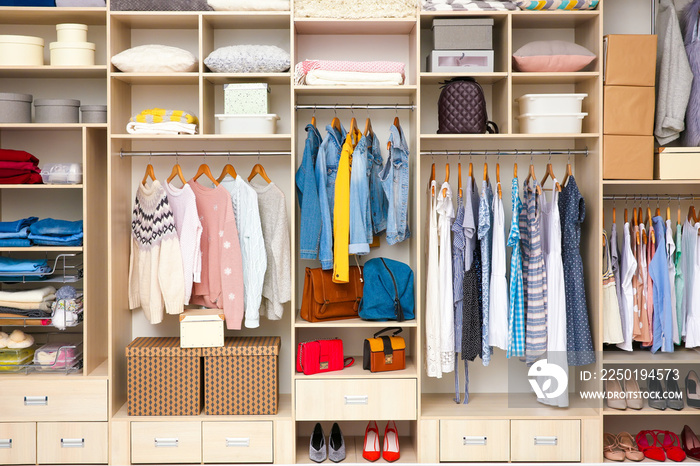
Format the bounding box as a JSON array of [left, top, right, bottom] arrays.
[[0, 299, 54, 311], [56, 0, 106, 5], [208, 0, 289, 10], [0, 286, 56, 304], [126, 121, 198, 135], [306, 70, 404, 86]]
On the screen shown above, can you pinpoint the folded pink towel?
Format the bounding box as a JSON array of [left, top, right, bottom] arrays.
[[295, 59, 405, 84]]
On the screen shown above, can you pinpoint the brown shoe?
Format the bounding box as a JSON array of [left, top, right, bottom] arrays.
[[605, 432, 625, 462], [618, 432, 644, 461]]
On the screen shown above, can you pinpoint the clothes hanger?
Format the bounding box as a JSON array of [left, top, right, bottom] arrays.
[[639, 208, 647, 245], [688, 205, 697, 223], [430, 162, 435, 196], [388, 105, 401, 151], [667, 205, 671, 222], [248, 154, 272, 184], [496, 163, 502, 199], [443, 163, 450, 197], [311, 105, 317, 129], [458, 163, 463, 199], [217, 155, 237, 183], [469, 161, 475, 184], [624, 207, 628, 224], [513, 161, 518, 178], [524, 162, 542, 195], [167, 159, 186, 186], [330, 105, 341, 133], [364, 108, 373, 138], [562, 150, 573, 187], [142, 160, 156, 186], [193, 161, 219, 186], [678, 196, 682, 225], [633, 207, 640, 245], [540, 159, 561, 192], [612, 206, 616, 226], [483, 162, 489, 183]]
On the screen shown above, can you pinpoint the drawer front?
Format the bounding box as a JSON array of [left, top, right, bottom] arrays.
[[295, 379, 416, 421], [440, 420, 509, 462], [131, 421, 201, 464], [0, 423, 36, 465], [510, 420, 580, 462], [0, 380, 107, 422], [37, 422, 108, 464], [202, 421, 273, 464]]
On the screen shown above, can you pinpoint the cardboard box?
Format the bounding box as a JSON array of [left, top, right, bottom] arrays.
[[126, 337, 202, 416], [432, 18, 493, 50], [179, 309, 224, 348], [202, 337, 280, 415], [427, 50, 494, 73], [604, 86, 655, 135], [604, 35, 657, 87], [655, 147, 700, 180], [224, 83, 270, 115], [603, 135, 654, 180]]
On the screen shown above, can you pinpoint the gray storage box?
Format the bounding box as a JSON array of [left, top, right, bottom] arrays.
[[34, 99, 80, 124], [0, 93, 32, 123], [80, 105, 107, 124], [432, 18, 494, 50]]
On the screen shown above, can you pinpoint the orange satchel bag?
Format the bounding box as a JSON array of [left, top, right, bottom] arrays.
[[300, 266, 363, 322]]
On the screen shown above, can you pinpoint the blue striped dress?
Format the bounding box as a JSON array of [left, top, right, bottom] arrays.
[[524, 179, 548, 364]]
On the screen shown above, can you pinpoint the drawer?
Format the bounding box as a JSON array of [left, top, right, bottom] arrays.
[[202, 421, 273, 463], [131, 421, 201, 464], [0, 423, 36, 465], [37, 422, 108, 464], [0, 380, 107, 422], [295, 378, 416, 421], [510, 420, 580, 462], [440, 420, 509, 462]]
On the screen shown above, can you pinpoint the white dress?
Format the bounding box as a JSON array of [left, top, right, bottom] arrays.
[[666, 219, 679, 345], [488, 185, 509, 350], [436, 182, 455, 374], [425, 180, 442, 377], [617, 222, 637, 351], [681, 219, 697, 339], [686, 229, 700, 348]]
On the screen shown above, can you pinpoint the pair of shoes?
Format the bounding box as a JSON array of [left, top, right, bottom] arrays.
[[686, 371, 700, 408], [636, 430, 687, 462], [681, 425, 700, 461], [604, 432, 644, 462], [362, 421, 400, 462], [310, 423, 345, 463], [648, 378, 684, 411], [606, 379, 643, 410]]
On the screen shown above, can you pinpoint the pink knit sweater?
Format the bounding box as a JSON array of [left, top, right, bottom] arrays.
[[188, 180, 244, 330]]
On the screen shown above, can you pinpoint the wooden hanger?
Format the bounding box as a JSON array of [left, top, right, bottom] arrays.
[[217, 163, 237, 183], [483, 162, 489, 183], [690, 205, 698, 223], [678, 203, 682, 225], [248, 163, 272, 184], [142, 163, 156, 186], [458, 163, 463, 198], [639, 209, 647, 245], [612, 207, 616, 226], [513, 162, 518, 178], [524, 164, 542, 195], [311, 113, 316, 129], [430, 163, 435, 196], [656, 207, 661, 218], [443, 163, 450, 197], [387, 113, 401, 151], [562, 161, 573, 187], [540, 163, 562, 192], [364, 116, 373, 138], [496, 163, 502, 199], [167, 162, 185, 185], [193, 163, 219, 186], [633, 208, 640, 245], [624, 208, 628, 224], [666, 206, 671, 222], [349, 117, 359, 138], [647, 207, 652, 225], [469, 162, 475, 184]]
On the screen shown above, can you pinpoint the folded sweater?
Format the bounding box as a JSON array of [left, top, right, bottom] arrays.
[[0, 286, 56, 303], [0, 149, 39, 165]]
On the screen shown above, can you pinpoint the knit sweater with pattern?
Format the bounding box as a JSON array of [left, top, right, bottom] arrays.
[[128, 180, 185, 324]]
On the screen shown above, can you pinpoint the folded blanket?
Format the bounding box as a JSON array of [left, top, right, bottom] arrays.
[[0, 300, 53, 311], [27, 232, 83, 246], [0, 286, 56, 303], [0, 257, 50, 274], [56, 0, 105, 5], [111, 0, 212, 10], [0, 149, 39, 165], [422, 0, 519, 10], [0, 228, 30, 240], [29, 219, 83, 237], [295, 0, 415, 18], [306, 70, 405, 86], [126, 121, 198, 135], [207, 0, 289, 10], [0, 169, 41, 177], [0, 161, 41, 171], [295, 60, 405, 85], [131, 108, 199, 125], [0, 218, 37, 234], [0, 306, 51, 318], [0, 239, 31, 247], [0, 173, 43, 184], [0, 313, 48, 326]]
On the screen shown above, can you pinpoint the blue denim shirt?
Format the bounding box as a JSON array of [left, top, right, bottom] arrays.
[[316, 123, 346, 270], [367, 133, 388, 234], [295, 124, 322, 260], [380, 124, 411, 245], [349, 134, 373, 255]]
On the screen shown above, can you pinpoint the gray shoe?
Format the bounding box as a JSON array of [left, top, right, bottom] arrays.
[[310, 423, 326, 463], [667, 377, 685, 410], [328, 423, 345, 463], [648, 378, 667, 410]]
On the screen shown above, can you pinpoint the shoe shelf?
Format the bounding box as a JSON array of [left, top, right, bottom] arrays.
[[603, 349, 700, 364], [604, 459, 700, 463], [295, 434, 416, 464], [603, 406, 700, 416]]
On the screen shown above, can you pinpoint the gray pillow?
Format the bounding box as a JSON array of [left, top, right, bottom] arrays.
[[513, 40, 596, 72], [111, 0, 212, 10], [204, 45, 290, 73]]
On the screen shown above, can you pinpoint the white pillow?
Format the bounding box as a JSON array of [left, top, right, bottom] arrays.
[[204, 45, 290, 73], [207, 0, 289, 10], [111, 45, 197, 73]]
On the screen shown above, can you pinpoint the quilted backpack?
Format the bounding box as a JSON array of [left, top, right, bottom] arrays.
[[437, 78, 498, 134]]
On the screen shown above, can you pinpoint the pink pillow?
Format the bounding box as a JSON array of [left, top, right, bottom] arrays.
[[513, 40, 596, 72]]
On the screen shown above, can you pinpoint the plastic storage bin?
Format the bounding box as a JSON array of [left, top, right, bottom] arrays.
[[0, 93, 32, 123], [518, 113, 587, 134], [428, 50, 494, 72], [33, 343, 79, 370], [0, 35, 44, 66], [216, 114, 279, 134], [0, 347, 35, 372], [56, 23, 88, 43], [41, 163, 83, 184], [517, 94, 587, 115], [50, 42, 95, 66], [80, 105, 107, 123], [432, 18, 493, 50], [34, 99, 80, 123]]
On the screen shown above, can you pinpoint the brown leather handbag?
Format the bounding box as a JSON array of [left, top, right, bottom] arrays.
[[300, 267, 363, 322]]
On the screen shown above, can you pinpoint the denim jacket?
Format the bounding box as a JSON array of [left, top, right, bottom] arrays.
[[349, 134, 373, 255], [295, 124, 322, 260], [315, 123, 347, 269], [368, 133, 388, 234], [380, 124, 411, 245]]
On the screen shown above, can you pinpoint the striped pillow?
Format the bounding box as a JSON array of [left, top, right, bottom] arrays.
[[514, 0, 598, 9]]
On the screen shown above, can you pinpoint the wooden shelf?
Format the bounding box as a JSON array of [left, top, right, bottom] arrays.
[[111, 133, 292, 142], [0, 124, 106, 130], [296, 435, 416, 464], [0, 184, 82, 189], [202, 11, 291, 29], [109, 11, 199, 29], [512, 72, 600, 84], [0, 246, 82, 252], [421, 133, 599, 141], [603, 349, 700, 364], [603, 405, 700, 416], [295, 315, 418, 328], [0, 7, 107, 25], [511, 9, 600, 28], [0, 66, 107, 79], [294, 357, 417, 380], [295, 85, 417, 96], [420, 72, 508, 85], [603, 179, 700, 186], [295, 18, 417, 35], [203, 72, 291, 85], [110, 72, 199, 85]]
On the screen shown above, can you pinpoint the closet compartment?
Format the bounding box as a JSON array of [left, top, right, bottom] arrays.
[[36, 421, 108, 464], [130, 421, 202, 464], [510, 419, 581, 462], [202, 421, 274, 464], [439, 419, 510, 462], [0, 422, 36, 465]]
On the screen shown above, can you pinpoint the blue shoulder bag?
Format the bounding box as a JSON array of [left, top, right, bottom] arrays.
[[358, 258, 414, 322]]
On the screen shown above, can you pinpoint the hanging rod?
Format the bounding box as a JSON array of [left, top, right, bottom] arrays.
[[295, 104, 416, 111], [420, 148, 588, 157], [604, 195, 700, 201], [119, 150, 291, 158]]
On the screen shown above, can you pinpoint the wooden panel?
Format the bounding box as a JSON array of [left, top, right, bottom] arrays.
[[0, 380, 107, 422], [202, 421, 272, 464], [130, 421, 201, 464], [510, 420, 580, 462], [0, 423, 36, 465], [37, 422, 108, 464], [109, 420, 130, 466], [274, 419, 294, 465], [581, 418, 603, 464], [440, 420, 510, 462], [418, 420, 438, 464], [295, 379, 416, 421]]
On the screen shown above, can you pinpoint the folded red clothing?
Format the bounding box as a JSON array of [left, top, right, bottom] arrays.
[[0, 161, 40, 171], [0, 149, 39, 165], [0, 172, 42, 184], [0, 168, 41, 177]]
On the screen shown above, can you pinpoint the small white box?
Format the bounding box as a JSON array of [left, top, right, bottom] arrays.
[[40, 163, 83, 184], [179, 309, 224, 348], [516, 93, 587, 115], [224, 83, 270, 115], [427, 50, 494, 73], [216, 113, 279, 135], [655, 147, 700, 180], [517, 113, 587, 134]]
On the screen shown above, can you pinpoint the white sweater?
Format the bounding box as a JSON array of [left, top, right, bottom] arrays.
[[164, 182, 203, 305]]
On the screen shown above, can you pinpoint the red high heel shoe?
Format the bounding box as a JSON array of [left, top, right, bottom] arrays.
[[636, 430, 666, 462], [654, 430, 686, 462], [383, 421, 400, 463], [362, 421, 381, 462]]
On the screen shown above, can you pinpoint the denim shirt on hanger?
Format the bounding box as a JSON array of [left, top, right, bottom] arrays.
[[349, 134, 373, 255], [380, 123, 411, 245], [368, 133, 388, 234], [296, 123, 322, 260], [315, 122, 347, 270]]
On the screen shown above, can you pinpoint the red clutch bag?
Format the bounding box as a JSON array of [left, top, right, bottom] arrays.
[[296, 339, 354, 375]]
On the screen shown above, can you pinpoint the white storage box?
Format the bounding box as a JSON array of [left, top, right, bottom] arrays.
[[518, 113, 587, 134], [50, 41, 95, 66], [655, 147, 700, 180], [179, 309, 224, 349], [427, 50, 494, 73], [216, 114, 279, 135], [40, 163, 83, 184], [517, 93, 587, 115], [0, 35, 44, 66], [56, 23, 88, 43], [224, 83, 270, 115]]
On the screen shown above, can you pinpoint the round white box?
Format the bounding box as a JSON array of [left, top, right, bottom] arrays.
[[50, 42, 95, 66], [0, 35, 44, 66], [56, 23, 88, 43]]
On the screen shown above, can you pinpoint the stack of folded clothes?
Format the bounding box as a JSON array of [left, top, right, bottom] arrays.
[[0, 286, 55, 325], [126, 108, 199, 135], [28, 219, 83, 246], [0, 257, 52, 282], [0, 149, 42, 185], [294, 60, 406, 86], [0, 217, 38, 247], [421, 0, 519, 10]]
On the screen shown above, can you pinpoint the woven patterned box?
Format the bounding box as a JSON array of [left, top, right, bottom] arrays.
[[202, 336, 280, 415], [126, 337, 202, 416]]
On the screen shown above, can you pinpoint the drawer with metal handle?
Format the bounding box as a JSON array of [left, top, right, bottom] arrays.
[[0, 423, 36, 465], [510, 420, 580, 462], [0, 380, 107, 421], [37, 422, 107, 464], [131, 422, 201, 464], [203, 421, 273, 463], [439, 420, 510, 462]]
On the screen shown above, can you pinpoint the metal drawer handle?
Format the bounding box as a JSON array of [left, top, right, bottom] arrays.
[[226, 437, 250, 448], [0, 439, 11, 449], [534, 436, 558, 446], [61, 438, 85, 448], [24, 396, 48, 406], [155, 438, 179, 448], [344, 395, 368, 405], [463, 436, 487, 446]]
